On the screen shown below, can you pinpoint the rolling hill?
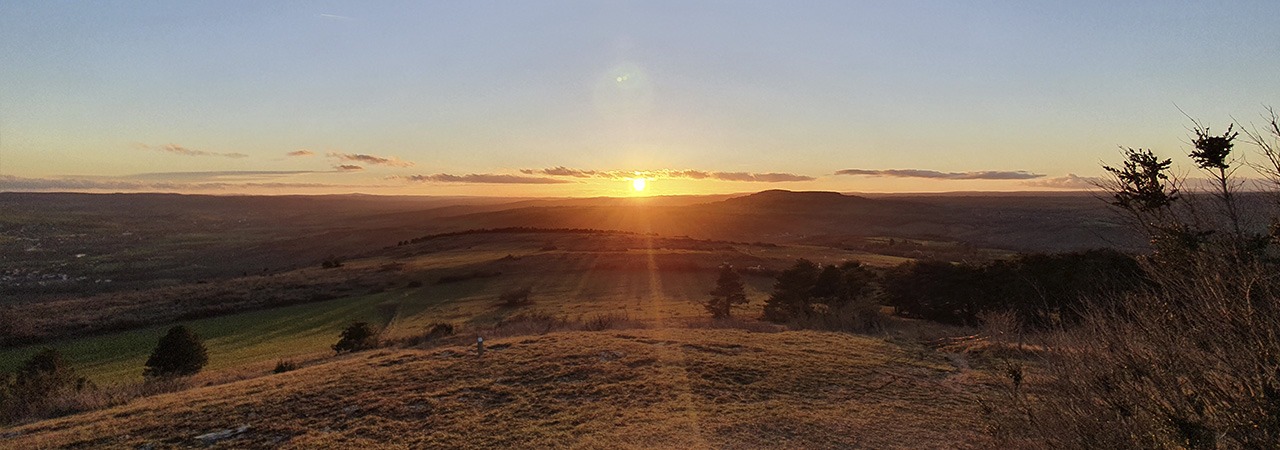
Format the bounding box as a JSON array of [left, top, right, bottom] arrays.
[[1, 328, 994, 449]]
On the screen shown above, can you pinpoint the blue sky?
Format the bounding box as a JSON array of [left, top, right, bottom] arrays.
[[2, 1, 1277, 195]]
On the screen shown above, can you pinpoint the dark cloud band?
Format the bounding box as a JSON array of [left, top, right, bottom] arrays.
[[520, 167, 815, 182], [835, 168, 1044, 180]]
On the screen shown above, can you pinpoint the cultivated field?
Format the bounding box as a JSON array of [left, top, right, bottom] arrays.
[[0, 231, 900, 382]]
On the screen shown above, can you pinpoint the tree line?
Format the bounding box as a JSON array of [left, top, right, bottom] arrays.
[[706, 249, 1147, 329]]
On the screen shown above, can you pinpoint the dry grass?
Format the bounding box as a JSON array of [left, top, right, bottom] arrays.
[[3, 328, 994, 449]]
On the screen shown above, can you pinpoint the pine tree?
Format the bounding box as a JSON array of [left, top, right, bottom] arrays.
[[144, 326, 208, 378], [706, 265, 748, 319]]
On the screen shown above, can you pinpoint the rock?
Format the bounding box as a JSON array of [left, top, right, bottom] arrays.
[[194, 425, 250, 445]]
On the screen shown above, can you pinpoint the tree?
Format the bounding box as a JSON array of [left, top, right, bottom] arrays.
[[333, 321, 378, 354], [809, 264, 845, 303], [705, 264, 748, 318], [839, 261, 876, 305], [144, 326, 208, 378], [762, 259, 820, 322]]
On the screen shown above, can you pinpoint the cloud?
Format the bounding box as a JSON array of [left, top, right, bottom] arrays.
[[521, 166, 599, 178], [286, 150, 315, 157], [0, 175, 364, 192], [704, 172, 815, 182], [125, 170, 322, 182], [327, 152, 414, 167], [334, 164, 364, 172], [319, 13, 353, 20], [1021, 174, 1103, 189], [137, 143, 249, 159], [520, 167, 815, 182], [398, 173, 573, 184], [835, 168, 1044, 180]]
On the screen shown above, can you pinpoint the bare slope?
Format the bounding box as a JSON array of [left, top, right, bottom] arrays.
[[5, 329, 990, 449]]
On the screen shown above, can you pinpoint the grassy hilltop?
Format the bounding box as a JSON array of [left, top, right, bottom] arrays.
[[5, 329, 993, 449]]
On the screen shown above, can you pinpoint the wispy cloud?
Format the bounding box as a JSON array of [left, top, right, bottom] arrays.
[[318, 13, 353, 20], [397, 173, 572, 184], [124, 171, 322, 181], [137, 143, 249, 159], [334, 164, 364, 172], [1022, 174, 1103, 189], [327, 152, 414, 167], [286, 150, 315, 157], [835, 168, 1044, 180], [702, 172, 815, 182], [520, 167, 816, 182], [521, 166, 600, 178]]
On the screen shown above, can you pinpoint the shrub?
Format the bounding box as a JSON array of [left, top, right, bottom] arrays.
[[1, 348, 88, 424], [497, 287, 533, 307], [579, 312, 631, 331], [985, 111, 1280, 448], [332, 321, 378, 354], [436, 271, 501, 284], [272, 360, 299, 374], [144, 326, 208, 378], [320, 255, 344, 269]]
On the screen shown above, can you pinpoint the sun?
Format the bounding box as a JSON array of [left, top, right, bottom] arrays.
[[632, 178, 647, 192]]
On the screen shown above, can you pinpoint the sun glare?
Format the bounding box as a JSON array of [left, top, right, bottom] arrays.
[[632, 178, 647, 192]]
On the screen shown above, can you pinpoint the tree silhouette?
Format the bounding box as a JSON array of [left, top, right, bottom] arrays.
[[762, 259, 820, 322], [144, 326, 208, 378], [705, 265, 747, 319]]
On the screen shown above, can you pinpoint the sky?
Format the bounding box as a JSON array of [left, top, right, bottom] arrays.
[[1, 1, 1277, 196]]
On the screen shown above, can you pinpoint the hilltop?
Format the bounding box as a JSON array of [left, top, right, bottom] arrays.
[[3, 328, 994, 449]]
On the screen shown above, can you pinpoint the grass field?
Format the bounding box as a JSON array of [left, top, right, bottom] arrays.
[[1, 233, 895, 383], [5, 328, 995, 449]]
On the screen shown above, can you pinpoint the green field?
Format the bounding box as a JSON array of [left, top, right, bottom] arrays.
[[1, 236, 877, 382]]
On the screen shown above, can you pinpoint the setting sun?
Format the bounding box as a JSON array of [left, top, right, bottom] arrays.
[[632, 178, 646, 192]]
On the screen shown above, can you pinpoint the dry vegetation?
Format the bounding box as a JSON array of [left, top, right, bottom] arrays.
[[3, 328, 994, 449]]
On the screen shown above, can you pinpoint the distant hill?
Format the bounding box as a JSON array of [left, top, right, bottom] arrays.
[[0, 190, 1144, 303]]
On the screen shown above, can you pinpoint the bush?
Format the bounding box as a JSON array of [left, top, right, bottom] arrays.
[[436, 271, 501, 284], [144, 326, 208, 378], [272, 360, 299, 374], [320, 255, 344, 269], [332, 321, 378, 354], [497, 287, 533, 307], [1, 348, 88, 424], [985, 111, 1280, 448]]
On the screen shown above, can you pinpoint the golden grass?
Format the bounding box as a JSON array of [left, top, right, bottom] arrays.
[[5, 328, 993, 449]]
